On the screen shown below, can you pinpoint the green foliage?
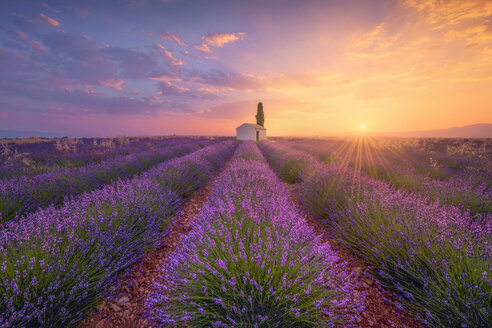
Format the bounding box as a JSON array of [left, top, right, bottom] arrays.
[[330, 201, 491, 327], [173, 217, 333, 327]]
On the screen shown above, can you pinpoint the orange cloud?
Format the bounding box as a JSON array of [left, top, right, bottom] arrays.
[[446, 21, 492, 45], [195, 32, 246, 52], [348, 23, 400, 59], [403, 0, 492, 29], [37, 13, 60, 27]]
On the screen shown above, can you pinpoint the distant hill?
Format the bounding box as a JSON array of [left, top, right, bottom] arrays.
[[348, 124, 492, 138], [391, 124, 492, 138], [0, 130, 68, 139]]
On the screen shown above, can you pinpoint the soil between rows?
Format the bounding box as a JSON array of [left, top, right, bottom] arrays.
[[284, 183, 424, 328], [79, 181, 214, 328]]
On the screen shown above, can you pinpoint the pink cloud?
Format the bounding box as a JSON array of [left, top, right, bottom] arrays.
[[15, 31, 46, 52], [100, 78, 125, 90], [158, 80, 189, 95], [188, 68, 264, 91], [153, 43, 183, 65], [37, 13, 60, 27], [156, 80, 220, 100], [158, 32, 187, 46]]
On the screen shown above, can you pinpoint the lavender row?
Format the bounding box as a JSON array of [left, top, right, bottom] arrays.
[[0, 136, 213, 165], [259, 141, 491, 327], [0, 136, 207, 179], [146, 141, 365, 327], [279, 138, 492, 215], [277, 137, 491, 180], [0, 140, 236, 328], [0, 138, 221, 223]]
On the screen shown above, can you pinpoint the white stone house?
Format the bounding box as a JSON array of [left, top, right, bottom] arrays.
[[236, 123, 267, 141]]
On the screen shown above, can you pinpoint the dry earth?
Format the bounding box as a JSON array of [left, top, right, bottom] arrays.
[[285, 183, 425, 328], [79, 182, 213, 328]]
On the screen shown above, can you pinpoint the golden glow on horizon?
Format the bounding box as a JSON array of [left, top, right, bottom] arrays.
[[360, 124, 365, 130]]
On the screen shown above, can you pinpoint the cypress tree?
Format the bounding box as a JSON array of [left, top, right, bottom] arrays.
[[255, 102, 265, 127]]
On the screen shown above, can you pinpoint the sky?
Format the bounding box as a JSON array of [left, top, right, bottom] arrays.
[[0, 0, 491, 137]]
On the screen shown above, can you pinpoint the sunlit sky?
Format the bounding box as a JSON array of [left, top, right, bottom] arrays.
[[0, 0, 491, 136]]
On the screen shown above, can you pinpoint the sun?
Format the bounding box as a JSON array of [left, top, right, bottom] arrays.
[[360, 124, 365, 130]]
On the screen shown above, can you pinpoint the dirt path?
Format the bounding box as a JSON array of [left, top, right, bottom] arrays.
[[79, 183, 214, 328], [284, 184, 424, 328]]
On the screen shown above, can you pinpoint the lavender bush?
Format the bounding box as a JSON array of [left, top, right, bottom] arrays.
[[0, 136, 213, 179], [0, 138, 220, 222], [259, 141, 492, 327], [146, 141, 365, 327], [0, 141, 236, 327], [279, 138, 492, 215]]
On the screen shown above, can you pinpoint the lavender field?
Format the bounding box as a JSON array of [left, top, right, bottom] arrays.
[[0, 136, 491, 328]]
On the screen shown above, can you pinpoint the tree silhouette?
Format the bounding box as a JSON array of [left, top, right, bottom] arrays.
[[255, 102, 264, 127]]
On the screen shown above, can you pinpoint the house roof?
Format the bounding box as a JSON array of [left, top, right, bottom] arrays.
[[236, 123, 266, 130]]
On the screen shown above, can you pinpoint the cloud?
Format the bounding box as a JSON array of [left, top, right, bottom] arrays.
[[158, 31, 187, 46], [343, 0, 492, 82], [157, 80, 220, 100], [14, 31, 46, 52], [153, 43, 183, 65], [37, 13, 60, 27], [38, 30, 172, 83], [149, 30, 246, 55], [183, 71, 341, 93], [157, 80, 189, 96], [403, 0, 492, 29], [202, 32, 246, 47], [195, 32, 246, 52], [348, 22, 400, 59], [0, 78, 186, 116], [102, 46, 165, 79], [445, 20, 492, 46], [100, 78, 125, 90], [0, 23, 194, 118], [187, 68, 264, 91]]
